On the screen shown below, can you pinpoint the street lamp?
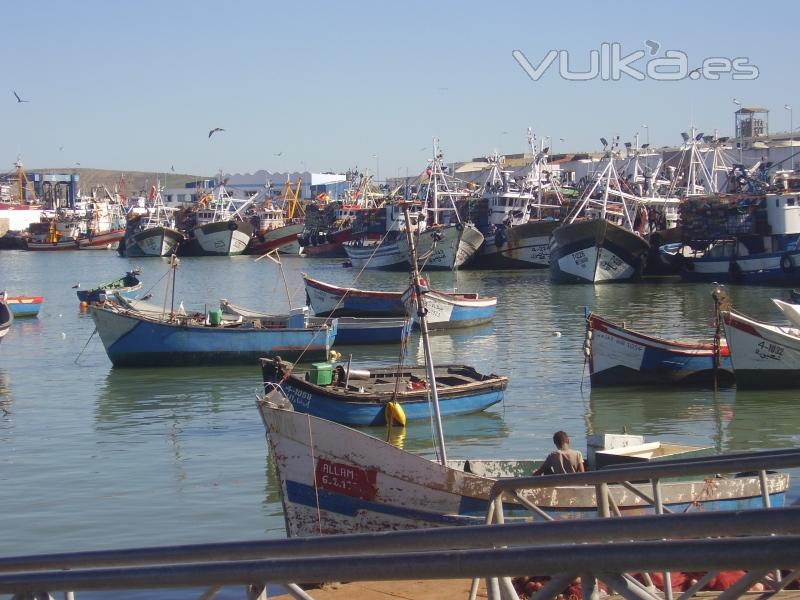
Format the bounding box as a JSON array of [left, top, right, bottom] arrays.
[[733, 98, 742, 163], [641, 124, 649, 146], [786, 104, 794, 172]]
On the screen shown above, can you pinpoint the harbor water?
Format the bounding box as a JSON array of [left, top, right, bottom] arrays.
[[1, 250, 799, 574]]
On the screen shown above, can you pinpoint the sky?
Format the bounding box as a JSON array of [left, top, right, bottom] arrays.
[[3, 1, 799, 179]]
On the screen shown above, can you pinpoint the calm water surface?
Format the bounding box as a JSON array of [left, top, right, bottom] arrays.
[[1, 249, 799, 562]]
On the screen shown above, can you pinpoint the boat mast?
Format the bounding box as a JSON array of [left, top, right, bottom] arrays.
[[401, 202, 447, 466]]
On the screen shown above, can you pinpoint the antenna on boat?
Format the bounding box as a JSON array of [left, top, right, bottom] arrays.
[[401, 202, 447, 466]]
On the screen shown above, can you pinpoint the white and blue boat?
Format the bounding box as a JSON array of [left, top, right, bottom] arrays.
[[680, 176, 800, 284], [260, 357, 507, 427], [586, 312, 733, 386], [303, 274, 497, 329], [402, 287, 497, 330], [90, 303, 336, 367]]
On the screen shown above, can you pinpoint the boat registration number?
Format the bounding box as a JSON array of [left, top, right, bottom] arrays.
[[316, 458, 378, 500]]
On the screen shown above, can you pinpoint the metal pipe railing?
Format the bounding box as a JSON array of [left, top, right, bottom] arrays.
[[0, 536, 798, 595], [488, 448, 800, 498], [2, 508, 799, 574]]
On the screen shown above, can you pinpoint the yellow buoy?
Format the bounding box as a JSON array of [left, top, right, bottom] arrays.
[[385, 401, 406, 427]]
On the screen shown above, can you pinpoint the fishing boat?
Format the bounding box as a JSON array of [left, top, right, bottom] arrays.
[[585, 312, 733, 386], [303, 274, 406, 317], [91, 257, 337, 367], [91, 302, 336, 367], [24, 218, 81, 250], [260, 357, 507, 427], [221, 300, 411, 346], [679, 188, 800, 284], [246, 178, 305, 256], [402, 286, 497, 330], [395, 140, 483, 271], [0, 295, 13, 344], [550, 139, 650, 283], [4, 295, 43, 318], [77, 198, 127, 250], [76, 269, 142, 304], [256, 402, 789, 536], [721, 307, 800, 388], [123, 186, 185, 257], [186, 184, 253, 256], [473, 132, 564, 270]]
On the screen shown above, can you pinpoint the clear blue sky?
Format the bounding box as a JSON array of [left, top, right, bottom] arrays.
[[3, 1, 798, 179]]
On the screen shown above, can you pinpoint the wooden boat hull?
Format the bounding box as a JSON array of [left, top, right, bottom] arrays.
[[331, 317, 412, 345], [257, 404, 789, 537], [403, 289, 497, 330], [125, 226, 184, 257], [475, 220, 559, 269], [247, 223, 305, 255], [0, 301, 12, 343], [25, 238, 80, 251], [681, 249, 800, 285], [261, 359, 507, 427], [722, 309, 800, 388], [587, 313, 733, 386], [550, 219, 649, 283], [396, 223, 484, 271], [304, 275, 406, 317], [77, 228, 125, 250], [190, 220, 253, 256], [5, 296, 43, 318], [343, 240, 408, 270], [220, 301, 411, 346], [90, 306, 335, 367]]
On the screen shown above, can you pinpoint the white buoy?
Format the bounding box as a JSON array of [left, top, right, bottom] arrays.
[[553, 331, 562, 337], [61, 332, 66, 339]]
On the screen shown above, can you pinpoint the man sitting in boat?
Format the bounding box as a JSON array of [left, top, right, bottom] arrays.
[[532, 431, 585, 475]]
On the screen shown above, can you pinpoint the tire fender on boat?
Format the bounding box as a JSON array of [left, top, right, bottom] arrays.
[[781, 253, 794, 273]]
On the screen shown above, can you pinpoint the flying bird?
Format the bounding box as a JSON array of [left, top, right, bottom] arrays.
[[170, 165, 175, 172], [58, 146, 64, 151], [274, 151, 283, 156], [72, 283, 80, 289], [13, 91, 28, 103], [208, 128, 225, 138]]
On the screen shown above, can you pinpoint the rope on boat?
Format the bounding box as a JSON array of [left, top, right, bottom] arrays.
[[74, 327, 98, 364], [277, 224, 411, 375]]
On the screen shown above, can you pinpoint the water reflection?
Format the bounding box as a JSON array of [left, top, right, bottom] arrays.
[[95, 366, 262, 429], [586, 385, 800, 454]]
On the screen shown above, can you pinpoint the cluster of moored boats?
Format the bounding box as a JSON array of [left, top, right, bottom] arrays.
[[11, 131, 800, 292]]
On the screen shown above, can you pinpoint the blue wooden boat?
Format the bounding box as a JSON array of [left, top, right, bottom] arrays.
[[0, 297, 12, 344], [90, 304, 337, 367], [586, 312, 734, 386], [304, 275, 497, 329], [76, 269, 143, 304], [261, 357, 508, 427], [219, 299, 412, 346], [5, 295, 43, 318], [304, 274, 406, 317]]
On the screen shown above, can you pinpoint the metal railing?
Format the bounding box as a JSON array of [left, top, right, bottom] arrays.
[[477, 447, 800, 600], [2, 450, 800, 600]]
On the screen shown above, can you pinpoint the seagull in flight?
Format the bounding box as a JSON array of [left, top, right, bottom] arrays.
[[13, 91, 29, 103], [274, 151, 283, 156], [208, 127, 225, 138]]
